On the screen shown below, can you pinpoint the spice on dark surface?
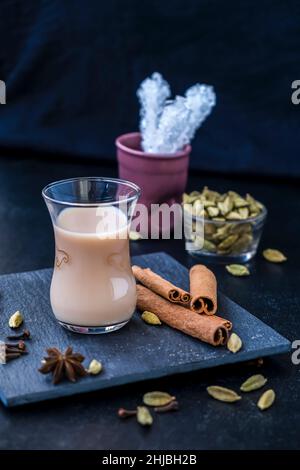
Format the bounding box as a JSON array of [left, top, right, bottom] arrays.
[[8, 310, 24, 329], [118, 408, 137, 419], [17, 340, 26, 351], [136, 406, 153, 426], [7, 329, 31, 341], [227, 333, 243, 353], [207, 386, 242, 403], [5, 345, 28, 355], [143, 391, 176, 407], [5, 352, 22, 361], [240, 374, 267, 392], [262, 249, 287, 263], [38, 346, 87, 384], [3, 340, 29, 363], [154, 400, 179, 413]]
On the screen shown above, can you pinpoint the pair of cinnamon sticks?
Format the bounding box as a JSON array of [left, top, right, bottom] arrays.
[[133, 265, 218, 315], [133, 265, 232, 347]]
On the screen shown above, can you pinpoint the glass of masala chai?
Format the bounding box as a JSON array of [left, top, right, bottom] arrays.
[[42, 177, 140, 334]]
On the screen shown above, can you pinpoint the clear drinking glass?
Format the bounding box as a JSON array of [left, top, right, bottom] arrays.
[[42, 177, 141, 334]]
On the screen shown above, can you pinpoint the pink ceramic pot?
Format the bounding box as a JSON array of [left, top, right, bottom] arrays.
[[116, 132, 191, 208]]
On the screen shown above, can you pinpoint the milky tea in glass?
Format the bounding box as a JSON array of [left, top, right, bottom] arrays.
[[42, 177, 140, 334]]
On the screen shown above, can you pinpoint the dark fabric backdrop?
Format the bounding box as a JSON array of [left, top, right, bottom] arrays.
[[0, 0, 299, 176]]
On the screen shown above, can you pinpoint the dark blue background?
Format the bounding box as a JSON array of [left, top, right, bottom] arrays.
[[0, 0, 299, 176]]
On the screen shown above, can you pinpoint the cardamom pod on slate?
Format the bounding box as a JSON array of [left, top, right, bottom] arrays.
[[227, 333, 242, 353], [262, 249, 287, 263], [257, 389, 275, 410], [8, 311, 23, 329], [240, 374, 267, 392], [137, 406, 153, 426], [87, 359, 103, 375], [226, 264, 250, 277], [143, 391, 175, 407], [203, 239, 217, 253], [141, 311, 162, 325], [207, 386, 241, 403], [218, 234, 239, 250]]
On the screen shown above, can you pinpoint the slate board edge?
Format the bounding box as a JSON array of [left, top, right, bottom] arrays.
[[3, 342, 291, 408]]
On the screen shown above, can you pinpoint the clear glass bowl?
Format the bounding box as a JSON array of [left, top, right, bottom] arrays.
[[184, 206, 267, 263]]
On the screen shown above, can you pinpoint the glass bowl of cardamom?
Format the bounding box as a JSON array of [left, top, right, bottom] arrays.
[[183, 187, 267, 263]]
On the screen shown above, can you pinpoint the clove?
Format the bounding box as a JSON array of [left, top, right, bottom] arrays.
[[5, 352, 22, 362], [7, 329, 31, 341], [17, 340, 26, 351], [154, 400, 179, 413], [118, 408, 137, 419], [5, 345, 28, 355], [6, 340, 26, 351], [3, 340, 28, 363]]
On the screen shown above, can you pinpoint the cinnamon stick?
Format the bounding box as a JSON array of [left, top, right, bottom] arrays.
[[136, 285, 231, 346], [190, 265, 217, 315], [132, 265, 191, 306]]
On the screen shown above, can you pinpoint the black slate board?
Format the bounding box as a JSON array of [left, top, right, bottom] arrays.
[[0, 252, 290, 407]]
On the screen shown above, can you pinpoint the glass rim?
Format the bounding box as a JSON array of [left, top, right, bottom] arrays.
[[42, 176, 141, 207]]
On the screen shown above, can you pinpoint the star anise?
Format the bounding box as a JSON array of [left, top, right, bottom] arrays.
[[38, 346, 87, 384]]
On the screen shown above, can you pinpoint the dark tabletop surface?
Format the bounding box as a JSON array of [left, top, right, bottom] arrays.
[[0, 154, 299, 450]]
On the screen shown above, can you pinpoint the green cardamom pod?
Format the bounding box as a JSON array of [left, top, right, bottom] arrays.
[[240, 374, 267, 392], [218, 234, 239, 250], [230, 223, 252, 236], [238, 207, 249, 219], [217, 197, 233, 216], [227, 333, 242, 353], [228, 190, 240, 199], [230, 233, 253, 254], [212, 224, 232, 242], [262, 249, 287, 263], [207, 386, 241, 403], [203, 239, 217, 253], [203, 199, 216, 208], [257, 389, 275, 410], [143, 391, 175, 407], [202, 187, 221, 202], [193, 200, 204, 216], [226, 264, 250, 277], [87, 359, 103, 375], [233, 197, 249, 208], [8, 310, 24, 329], [207, 206, 219, 218], [182, 193, 191, 204], [137, 406, 153, 426], [189, 190, 201, 198], [141, 311, 161, 326], [226, 211, 243, 220], [247, 196, 264, 215]]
